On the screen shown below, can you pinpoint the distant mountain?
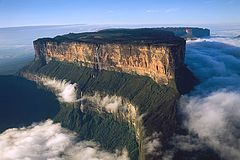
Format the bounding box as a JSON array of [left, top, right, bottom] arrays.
[[160, 27, 210, 38]]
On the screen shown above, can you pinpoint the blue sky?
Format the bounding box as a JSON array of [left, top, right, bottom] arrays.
[[0, 0, 239, 27]]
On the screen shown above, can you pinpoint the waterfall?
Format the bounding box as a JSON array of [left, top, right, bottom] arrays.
[[95, 46, 101, 70]]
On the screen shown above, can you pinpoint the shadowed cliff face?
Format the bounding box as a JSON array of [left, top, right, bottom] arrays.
[[20, 28, 197, 160]]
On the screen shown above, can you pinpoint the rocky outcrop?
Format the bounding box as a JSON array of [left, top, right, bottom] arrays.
[[20, 28, 198, 160]]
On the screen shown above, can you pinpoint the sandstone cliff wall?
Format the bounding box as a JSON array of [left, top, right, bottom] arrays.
[[34, 40, 185, 84]]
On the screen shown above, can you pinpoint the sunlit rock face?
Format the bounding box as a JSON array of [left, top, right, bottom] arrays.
[[34, 29, 186, 85], [34, 42, 185, 84]]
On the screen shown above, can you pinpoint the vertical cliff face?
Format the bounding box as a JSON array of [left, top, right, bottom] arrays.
[[34, 41, 185, 84], [21, 29, 198, 160]]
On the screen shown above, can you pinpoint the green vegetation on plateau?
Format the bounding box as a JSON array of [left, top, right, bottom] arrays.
[[36, 28, 185, 45]]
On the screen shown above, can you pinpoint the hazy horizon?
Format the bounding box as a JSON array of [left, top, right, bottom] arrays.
[[0, 0, 240, 28], [1, 22, 240, 29]]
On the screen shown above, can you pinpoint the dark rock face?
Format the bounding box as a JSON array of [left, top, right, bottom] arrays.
[[175, 64, 199, 94], [20, 28, 199, 160]]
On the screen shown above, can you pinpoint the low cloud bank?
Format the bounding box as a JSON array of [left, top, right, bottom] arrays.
[[174, 33, 240, 160], [0, 120, 129, 160], [187, 36, 240, 47], [38, 77, 126, 112], [144, 132, 162, 156], [144, 132, 174, 160], [81, 93, 127, 113], [186, 37, 240, 94], [180, 91, 240, 160], [40, 77, 78, 103]]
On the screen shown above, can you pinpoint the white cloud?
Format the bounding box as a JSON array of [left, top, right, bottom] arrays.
[[165, 8, 179, 13], [144, 132, 162, 156], [107, 10, 114, 13], [0, 120, 129, 160], [81, 92, 127, 113], [39, 77, 78, 103], [172, 134, 204, 152], [167, 30, 240, 160], [180, 91, 240, 160], [146, 9, 161, 13], [185, 36, 240, 94], [187, 36, 240, 47], [146, 8, 179, 14]]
